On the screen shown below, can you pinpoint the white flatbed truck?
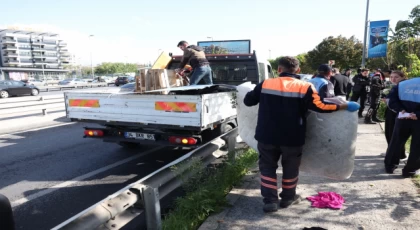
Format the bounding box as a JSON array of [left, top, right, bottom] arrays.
[[64, 43, 275, 148]]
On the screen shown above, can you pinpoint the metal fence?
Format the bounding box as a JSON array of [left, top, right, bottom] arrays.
[[0, 95, 65, 118], [52, 129, 238, 230]]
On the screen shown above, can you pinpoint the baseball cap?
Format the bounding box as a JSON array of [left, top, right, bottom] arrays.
[[318, 64, 332, 74]]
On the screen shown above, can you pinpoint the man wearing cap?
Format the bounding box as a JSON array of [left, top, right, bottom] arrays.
[[176, 40, 213, 85], [351, 68, 370, 118], [330, 68, 350, 101], [309, 64, 335, 100]]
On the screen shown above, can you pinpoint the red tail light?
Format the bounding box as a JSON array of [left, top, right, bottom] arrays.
[[84, 129, 104, 137], [168, 136, 197, 145]]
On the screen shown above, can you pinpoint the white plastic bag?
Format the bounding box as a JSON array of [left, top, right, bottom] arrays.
[[236, 82, 358, 180]]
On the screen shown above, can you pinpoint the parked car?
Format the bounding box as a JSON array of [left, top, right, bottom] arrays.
[[0, 80, 40, 98], [119, 82, 135, 92], [22, 79, 48, 86], [115, 76, 134, 86], [58, 78, 86, 86]]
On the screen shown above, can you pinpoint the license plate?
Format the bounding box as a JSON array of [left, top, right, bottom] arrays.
[[124, 132, 155, 141]]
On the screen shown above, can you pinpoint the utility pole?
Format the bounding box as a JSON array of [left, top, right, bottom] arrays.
[[89, 35, 94, 78], [361, 0, 370, 68]]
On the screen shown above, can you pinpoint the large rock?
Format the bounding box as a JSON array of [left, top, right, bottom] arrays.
[[236, 82, 358, 180]]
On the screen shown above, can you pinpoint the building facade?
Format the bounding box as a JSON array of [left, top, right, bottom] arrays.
[[0, 29, 71, 81]]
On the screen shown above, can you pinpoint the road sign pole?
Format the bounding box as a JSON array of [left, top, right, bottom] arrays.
[[361, 0, 370, 68]]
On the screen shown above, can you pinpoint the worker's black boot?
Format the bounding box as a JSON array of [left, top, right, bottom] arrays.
[[263, 203, 278, 213], [280, 195, 302, 208]]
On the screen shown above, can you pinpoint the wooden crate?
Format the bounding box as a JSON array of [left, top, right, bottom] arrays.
[[135, 69, 181, 93]]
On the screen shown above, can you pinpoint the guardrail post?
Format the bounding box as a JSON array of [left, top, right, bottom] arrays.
[[227, 130, 237, 162], [42, 109, 48, 115], [141, 186, 162, 230]]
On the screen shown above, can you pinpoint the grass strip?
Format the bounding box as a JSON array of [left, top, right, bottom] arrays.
[[162, 148, 258, 230]]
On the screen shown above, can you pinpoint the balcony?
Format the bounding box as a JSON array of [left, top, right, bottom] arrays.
[[44, 56, 58, 59], [58, 42, 67, 47], [19, 62, 34, 66], [2, 39, 17, 44], [2, 46, 18, 50], [5, 60, 20, 64], [3, 52, 19, 57], [44, 41, 57, 45], [17, 40, 31, 44], [19, 53, 32, 57], [43, 43, 57, 47], [31, 41, 43, 45], [32, 47, 43, 52]]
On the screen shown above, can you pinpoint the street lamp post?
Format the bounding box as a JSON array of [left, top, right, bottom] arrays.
[[361, 0, 370, 68], [40, 45, 45, 81], [89, 35, 94, 78], [269, 49, 271, 59]]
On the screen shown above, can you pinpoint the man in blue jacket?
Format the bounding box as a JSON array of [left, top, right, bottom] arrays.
[[309, 64, 335, 100], [244, 56, 360, 212], [384, 77, 420, 177]]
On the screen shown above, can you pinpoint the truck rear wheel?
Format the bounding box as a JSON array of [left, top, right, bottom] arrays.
[[118, 142, 141, 149]]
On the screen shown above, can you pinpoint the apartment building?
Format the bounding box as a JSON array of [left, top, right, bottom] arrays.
[[0, 29, 71, 81]]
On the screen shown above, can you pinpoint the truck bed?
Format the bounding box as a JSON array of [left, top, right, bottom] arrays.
[[64, 91, 236, 130]]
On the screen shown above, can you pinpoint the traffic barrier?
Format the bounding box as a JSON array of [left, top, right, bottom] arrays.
[[38, 83, 110, 92], [0, 95, 65, 118], [52, 129, 238, 230]]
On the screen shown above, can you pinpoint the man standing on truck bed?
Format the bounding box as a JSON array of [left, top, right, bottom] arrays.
[[176, 41, 213, 85], [243, 56, 360, 213]]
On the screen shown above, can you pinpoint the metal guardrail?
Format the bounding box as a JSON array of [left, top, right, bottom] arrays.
[[37, 83, 113, 92], [0, 95, 65, 117], [52, 129, 238, 230]]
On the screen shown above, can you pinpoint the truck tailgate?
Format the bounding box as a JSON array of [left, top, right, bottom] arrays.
[[65, 92, 203, 127]]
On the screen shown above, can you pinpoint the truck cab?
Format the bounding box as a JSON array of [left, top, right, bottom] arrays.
[[168, 50, 274, 86]]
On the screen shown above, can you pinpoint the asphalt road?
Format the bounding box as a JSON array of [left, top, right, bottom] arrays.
[[0, 122, 188, 230]]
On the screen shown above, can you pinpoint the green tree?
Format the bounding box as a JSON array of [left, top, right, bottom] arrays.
[[95, 62, 138, 75], [268, 56, 282, 72], [388, 5, 420, 70], [296, 53, 315, 74], [306, 35, 363, 70]]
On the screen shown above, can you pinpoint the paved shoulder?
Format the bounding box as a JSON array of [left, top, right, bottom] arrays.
[[200, 124, 420, 230]]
